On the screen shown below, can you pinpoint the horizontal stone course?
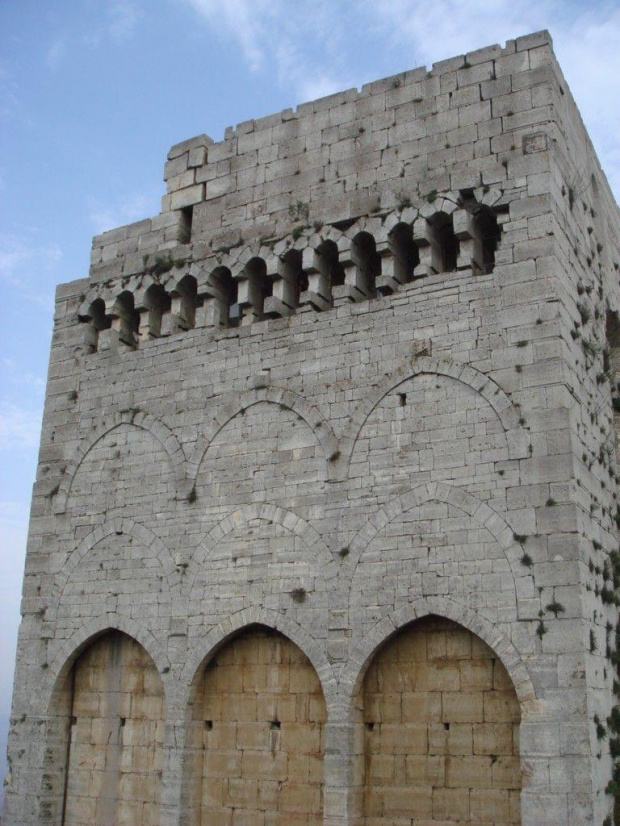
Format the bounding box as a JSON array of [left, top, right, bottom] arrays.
[[6, 28, 620, 826]]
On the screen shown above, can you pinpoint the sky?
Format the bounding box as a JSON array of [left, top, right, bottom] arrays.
[[1, 0, 619, 806]]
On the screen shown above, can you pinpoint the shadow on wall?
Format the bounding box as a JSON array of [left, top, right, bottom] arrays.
[[79, 195, 504, 351]]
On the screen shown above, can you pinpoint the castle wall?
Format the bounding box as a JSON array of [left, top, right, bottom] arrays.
[[5, 29, 620, 826], [63, 632, 165, 826], [361, 617, 521, 825]]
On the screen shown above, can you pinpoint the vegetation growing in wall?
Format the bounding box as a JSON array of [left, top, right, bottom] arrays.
[[288, 200, 310, 222]]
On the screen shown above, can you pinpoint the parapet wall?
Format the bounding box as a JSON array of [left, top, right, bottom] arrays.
[[89, 30, 557, 276], [80, 30, 571, 359], [6, 29, 620, 826]]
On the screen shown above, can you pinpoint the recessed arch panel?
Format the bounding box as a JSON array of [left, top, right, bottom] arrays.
[[54, 410, 186, 514], [359, 615, 521, 825], [54, 630, 165, 826], [345, 483, 528, 626], [185, 624, 327, 825], [48, 518, 177, 629], [191, 393, 332, 514], [187, 505, 332, 636]]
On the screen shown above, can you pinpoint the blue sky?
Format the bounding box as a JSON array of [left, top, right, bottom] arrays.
[[1, 0, 619, 803]]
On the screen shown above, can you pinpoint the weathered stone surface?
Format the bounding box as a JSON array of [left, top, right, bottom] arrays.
[[5, 28, 620, 826]]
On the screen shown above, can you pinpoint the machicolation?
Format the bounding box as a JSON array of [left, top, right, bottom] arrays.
[[79, 191, 504, 351], [5, 29, 620, 826]]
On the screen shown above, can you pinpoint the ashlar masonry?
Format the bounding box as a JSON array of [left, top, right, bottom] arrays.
[[5, 29, 620, 826]]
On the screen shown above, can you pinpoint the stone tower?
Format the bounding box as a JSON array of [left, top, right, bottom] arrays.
[[4, 29, 620, 826]]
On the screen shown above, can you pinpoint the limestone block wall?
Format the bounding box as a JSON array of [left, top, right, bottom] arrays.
[[63, 632, 164, 826], [361, 618, 521, 825], [4, 29, 620, 826], [188, 627, 326, 825]]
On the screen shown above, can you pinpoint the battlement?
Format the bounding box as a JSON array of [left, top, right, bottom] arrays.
[[79, 189, 508, 352], [7, 30, 620, 826], [88, 30, 558, 275], [79, 29, 569, 356]]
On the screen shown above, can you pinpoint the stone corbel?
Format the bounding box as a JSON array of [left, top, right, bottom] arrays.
[[375, 238, 398, 296], [263, 254, 298, 318], [412, 217, 434, 277], [453, 210, 476, 271]]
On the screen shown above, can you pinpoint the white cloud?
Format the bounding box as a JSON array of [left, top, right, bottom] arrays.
[[184, 0, 350, 102], [0, 234, 61, 309], [81, 2, 143, 49], [297, 73, 345, 105], [0, 403, 44, 451], [1, 359, 46, 396], [0, 234, 63, 310], [87, 191, 161, 234], [0, 236, 62, 278], [365, 0, 550, 65], [181, 0, 620, 198], [185, 0, 273, 71], [46, 37, 67, 70], [553, 10, 620, 198], [364, 0, 620, 198], [0, 243, 30, 278], [109, 0, 143, 42]]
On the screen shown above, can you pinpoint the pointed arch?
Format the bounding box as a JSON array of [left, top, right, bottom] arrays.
[[47, 517, 180, 624], [181, 616, 332, 825], [53, 409, 187, 513], [43, 616, 172, 716], [341, 596, 538, 712], [177, 607, 337, 712], [41, 624, 169, 826], [346, 604, 531, 826], [187, 385, 339, 483], [344, 481, 530, 606], [338, 355, 528, 476]]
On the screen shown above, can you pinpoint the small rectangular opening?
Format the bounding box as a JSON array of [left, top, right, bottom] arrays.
[[365, 722, 374, 732], [70, 715, 77, 727], [204, 720, 213, 730], [444, 722, 450, 731], [120, 717, 126, 727], [228, 302, 242, 328], [399, 393, 406, 406], [270, 720, 281, 730], [179, 206, 193, 244]]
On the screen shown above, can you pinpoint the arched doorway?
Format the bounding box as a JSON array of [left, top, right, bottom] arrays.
[[60, 630, 165, 825], [360, 616, 521, 824], [188, 625, 327, 824]]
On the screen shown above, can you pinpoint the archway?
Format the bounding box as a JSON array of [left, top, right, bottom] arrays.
[[359, 616, 521, 824], [186, 625, 327, 824], [59, 630, 165, 825]]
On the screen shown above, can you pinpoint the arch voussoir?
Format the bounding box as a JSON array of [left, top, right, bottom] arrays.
[[340, 596, 537, 709], [188, 386, 338, 483], [53, 410, 187, 513]]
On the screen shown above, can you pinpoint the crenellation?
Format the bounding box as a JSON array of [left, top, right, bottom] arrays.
[[5, 29, 620, 826]]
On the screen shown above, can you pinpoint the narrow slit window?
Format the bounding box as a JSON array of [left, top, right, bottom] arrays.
[[179, 206, 193, 244]]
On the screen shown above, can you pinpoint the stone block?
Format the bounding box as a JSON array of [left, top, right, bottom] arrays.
[[7, 30, 619, 826]]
